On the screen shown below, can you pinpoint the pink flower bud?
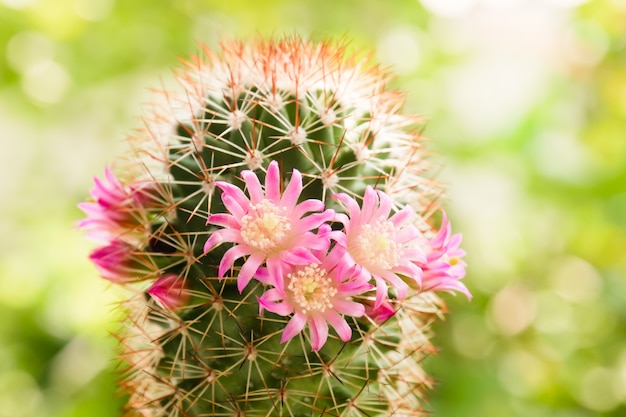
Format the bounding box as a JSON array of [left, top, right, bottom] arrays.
[[147, 274, 189, 310], [89, 239, 141, 283]]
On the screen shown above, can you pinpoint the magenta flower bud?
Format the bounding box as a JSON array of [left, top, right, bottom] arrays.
[[89, 239, 140, 283], [147, 274, 189, 310], [364, 299, 397, 323], [78, 167, 160, 243]]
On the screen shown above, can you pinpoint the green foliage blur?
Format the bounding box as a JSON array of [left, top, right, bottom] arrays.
[[1, 0, 625, 416]]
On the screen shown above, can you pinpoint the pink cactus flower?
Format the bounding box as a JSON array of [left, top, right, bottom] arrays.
[[258, 245, 373, 351], [89, 239, 141, 283], [333, 187, 426, 308], [419, 212, 470, 299], [147, 274, 189, 310], [204, 161, 336, 292], [78, 167, 153, 243]]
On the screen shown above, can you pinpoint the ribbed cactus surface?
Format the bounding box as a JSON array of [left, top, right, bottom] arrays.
[[79, 36, 469, 417]]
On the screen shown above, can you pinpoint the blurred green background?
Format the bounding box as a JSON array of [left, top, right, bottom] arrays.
[[1, 0, 625, 416]]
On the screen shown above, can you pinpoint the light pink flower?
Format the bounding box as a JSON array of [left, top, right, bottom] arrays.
[[204, 161, 336, 292], [147, 274, 190, 310], [258, 245, 372, 351], [89, 239, 141, 283], [333, 187, 425, 308], [78, 167, 153, 243], [418, 212, 470, 299]]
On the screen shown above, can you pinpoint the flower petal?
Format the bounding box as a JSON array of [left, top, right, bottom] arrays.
[[281, 312, 307, 344], [309, 315, 329, 351], [206, 213, 239, 228], [280, 168, 303, 210], [332, 299, 365, 317], [324, 310, 352, 342], [237, 253, 265, 292], [218, 245, 249, 278], [264, 160, 281, 203], [204, 228, 242, 253], [241, 169, 264, 204]]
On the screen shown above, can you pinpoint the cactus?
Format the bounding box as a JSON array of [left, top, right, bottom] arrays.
[[80, 36, 470, 417]]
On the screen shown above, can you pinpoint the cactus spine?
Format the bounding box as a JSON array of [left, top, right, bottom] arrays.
[[80, 36, 469, 417]]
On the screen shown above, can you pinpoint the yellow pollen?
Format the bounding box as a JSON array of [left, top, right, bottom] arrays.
[[240, 199, 291, 252], [351, 217, 401, 270], [449, 257, 459, 266], [288, 264, 337, 313]]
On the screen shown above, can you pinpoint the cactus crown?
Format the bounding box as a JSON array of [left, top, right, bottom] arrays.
[[80, 36, 469, 417]]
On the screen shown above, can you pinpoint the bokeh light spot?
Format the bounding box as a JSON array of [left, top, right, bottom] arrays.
[[377, 27, 422, 74], [578, 367, 619, 412], [489, 284, 536, 336], [420, 0, 477, 18], [1, 0, 33, 8], [451, 313, 494, 358], [498, 349, 547, 397], [0, 371, 43, 417], [21, 59, 71, 104], [6, 31, 56, 72], [533, 291, 574, 334], [73, 0, 115, 21], [549, 256, 602, 303]]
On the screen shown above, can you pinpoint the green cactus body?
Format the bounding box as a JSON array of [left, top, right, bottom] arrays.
[[80, 36, 469, 417]]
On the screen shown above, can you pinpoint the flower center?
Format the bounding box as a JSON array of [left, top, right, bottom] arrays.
[[288, 263, 337, 313], [352, 217, 401, 270], [240, 199, 291, 252]]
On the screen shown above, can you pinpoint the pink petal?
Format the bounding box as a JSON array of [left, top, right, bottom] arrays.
[[332, 193, 361, 227], [280, 168, 303, 210], [281, 312, 307, 344], [260, 298, 293, 316], [309, 315, 329, 351], [218, 245, 249, 278], [393, 262, 423, 280], [379, 271, 409, 300], [332, 299, 366, 317], [361, 186, 378, 223], [294, 232, 331, 252], [241, 169, 264, 204], [216, 182, 250, 210], [373, 189, 392, 219], [372, 275, 389, 309], [264, 160, 281, 204], [222, 194, 247, 220], [266, 258, 287, 291], [279, 247, 318, 266], [295, 210, 335, 232], [206, 213, 239, 228], [291, 199, 326, 220], [394, 226, 420, 244], [237, 253, 264, 292], [337, 279, 373, 297], [324, 310, 352, 342], [403, 247, 427, 264], [448, 233, 463, 249], [333, 213, 350, 231], [389, 206, 413, 228], [203, 229, 242, 253], [259, 290, 293, 316], [320, 245, 346, 271]]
